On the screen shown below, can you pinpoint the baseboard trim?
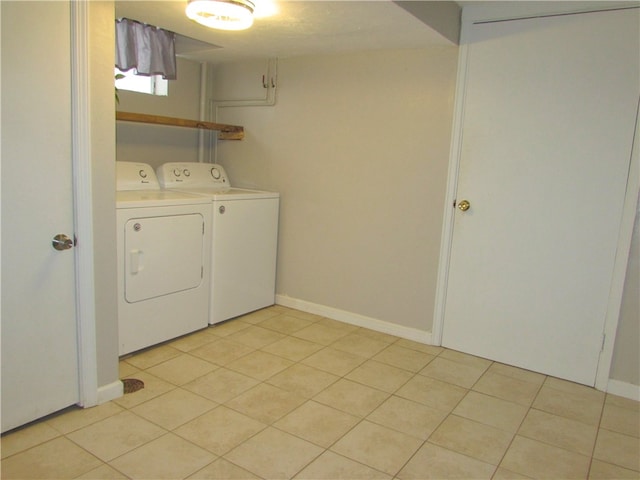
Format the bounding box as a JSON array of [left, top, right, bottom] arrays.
[[97, 380, 124, 404], [275, 295, 432, 345], [607, 378, 640, 402]]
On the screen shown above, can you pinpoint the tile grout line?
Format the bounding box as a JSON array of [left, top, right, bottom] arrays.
[[3, 306, 639, 479], [386, 348, 481, 479], [488, 370, 543, 479], [204, 312, 424, 479]]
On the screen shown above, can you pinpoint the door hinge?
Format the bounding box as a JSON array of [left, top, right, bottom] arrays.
[[201, 266, 204, 278]]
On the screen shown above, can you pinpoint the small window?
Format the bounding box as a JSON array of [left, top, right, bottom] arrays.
[[115, 68, 168, 96]]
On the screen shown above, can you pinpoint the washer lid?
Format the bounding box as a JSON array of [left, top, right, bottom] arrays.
[[116, 189, 212, 208], [157, 162, 231, 189], [170, 187, 279, 200]]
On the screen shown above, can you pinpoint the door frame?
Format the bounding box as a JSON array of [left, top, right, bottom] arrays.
[[432, 4, 640, 392], [71, 0, 99, 408]]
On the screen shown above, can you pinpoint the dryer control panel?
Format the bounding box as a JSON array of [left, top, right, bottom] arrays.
[[116, 162, 160, 191], [157, 162, 230, 189]]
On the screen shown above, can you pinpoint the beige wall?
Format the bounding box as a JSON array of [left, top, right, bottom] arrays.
[[610, 196, 640, 386], [113, 42, 638, 392], [90, 1, 119, 389], [116, 57, 205, 170], [214, 48, 458, 332]]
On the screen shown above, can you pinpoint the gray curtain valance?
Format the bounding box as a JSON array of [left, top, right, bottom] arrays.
[[115, 18, 177, 80]]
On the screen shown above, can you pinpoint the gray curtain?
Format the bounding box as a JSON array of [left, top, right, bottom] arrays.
[[115, 18, 177, 80]]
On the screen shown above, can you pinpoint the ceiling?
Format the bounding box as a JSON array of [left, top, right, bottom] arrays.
[[114, 1, 457, 64]]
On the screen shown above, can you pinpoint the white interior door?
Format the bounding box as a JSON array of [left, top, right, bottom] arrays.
[[442, 8, 639, 386], [1, 1, 80, 432]]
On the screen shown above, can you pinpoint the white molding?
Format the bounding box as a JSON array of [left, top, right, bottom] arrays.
[[607, 379, 640, 402], [70, 0, 99, 408], [461, 2, 639, 25], [276, 295, 432, 345], [97, 381, 124, 405], [431, 29, 471, 347]]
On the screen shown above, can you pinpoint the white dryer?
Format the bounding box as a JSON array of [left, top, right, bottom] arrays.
[[157, 162, 279, 324], [116, 162, 212, 355]]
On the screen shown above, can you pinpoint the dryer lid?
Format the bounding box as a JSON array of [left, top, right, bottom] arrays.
[[117, 161, 160, 191], [116, 189, 212, 208]]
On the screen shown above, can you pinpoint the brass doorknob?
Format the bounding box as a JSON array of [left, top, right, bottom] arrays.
[[457, 200, 471, 212]]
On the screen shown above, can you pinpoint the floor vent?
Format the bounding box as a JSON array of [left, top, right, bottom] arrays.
[[122, 378, 145, 394]]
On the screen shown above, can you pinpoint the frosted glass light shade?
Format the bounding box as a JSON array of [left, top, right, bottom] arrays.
[[186, 0, 255, 31]]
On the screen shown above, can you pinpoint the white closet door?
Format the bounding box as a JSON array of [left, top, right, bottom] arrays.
[[1, 1, 80, 431], [442, 8, 639, 385]]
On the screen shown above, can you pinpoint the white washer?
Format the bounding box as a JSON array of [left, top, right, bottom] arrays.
[[116, 161, 212, 355], [157, 162, 279, 324]]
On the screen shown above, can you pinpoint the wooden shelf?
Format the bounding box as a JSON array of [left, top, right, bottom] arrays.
[[116, 111, 244, 140]]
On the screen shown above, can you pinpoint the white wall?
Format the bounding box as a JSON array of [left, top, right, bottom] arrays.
[[214, 47, 458, 334]]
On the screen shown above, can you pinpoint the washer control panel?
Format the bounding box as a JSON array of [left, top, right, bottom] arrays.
[[116, 161, 160, 191], [157, 162, 230, 189]]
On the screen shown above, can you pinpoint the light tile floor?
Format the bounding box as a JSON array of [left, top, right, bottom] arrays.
[[2, 305, 639, 479]]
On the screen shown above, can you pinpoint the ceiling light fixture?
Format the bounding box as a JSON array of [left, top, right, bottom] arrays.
[[186, 0, 255, 31]]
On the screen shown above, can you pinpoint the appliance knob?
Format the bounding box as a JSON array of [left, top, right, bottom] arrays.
[[173, 168, 181, 177], [211, 168, 221, 179], [184, 169, 190, 177], [219, 205, 225, 214], [139, 169, 147, 178]]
